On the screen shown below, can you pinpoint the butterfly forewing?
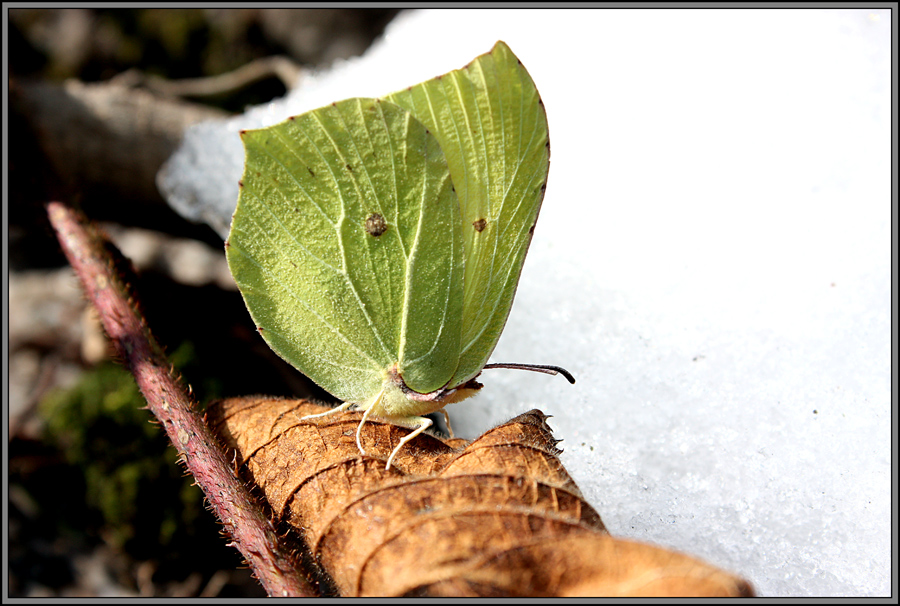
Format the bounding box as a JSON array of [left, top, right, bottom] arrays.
[[385, 41, 550, 389]]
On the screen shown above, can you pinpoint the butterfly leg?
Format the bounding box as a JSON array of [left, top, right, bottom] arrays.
[[299, 401, 354, 420], [385, 415, 433, 470], [440, 408, 455, 439], [300, 402, 367, 453], [355, 404, 379, 456]]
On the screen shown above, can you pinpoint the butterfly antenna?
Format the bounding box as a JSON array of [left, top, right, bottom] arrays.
[[482, 363, 575, 384]]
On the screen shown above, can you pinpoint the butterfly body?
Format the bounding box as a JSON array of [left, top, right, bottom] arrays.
[[369, 366, 481, 420]]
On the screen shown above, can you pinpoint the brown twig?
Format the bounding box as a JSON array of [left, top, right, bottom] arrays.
[[112, 55, 303, 98], [12, 78, 228, 219], [45, 201, 316, 597], [8, 353, 60, 440]]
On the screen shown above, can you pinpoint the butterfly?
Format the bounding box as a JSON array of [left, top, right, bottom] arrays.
[[226, 41, 573, 469]]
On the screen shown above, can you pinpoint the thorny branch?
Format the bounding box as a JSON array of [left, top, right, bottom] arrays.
[[46, 201, 315, 598]]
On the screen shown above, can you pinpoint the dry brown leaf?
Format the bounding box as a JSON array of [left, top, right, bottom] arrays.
[[206, 396, 755, 597]]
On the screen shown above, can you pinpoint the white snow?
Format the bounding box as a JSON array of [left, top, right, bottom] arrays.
[[157, 8, 893, 597]]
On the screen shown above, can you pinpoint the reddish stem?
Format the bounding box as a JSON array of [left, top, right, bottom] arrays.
[[46, 201, 316, 597]]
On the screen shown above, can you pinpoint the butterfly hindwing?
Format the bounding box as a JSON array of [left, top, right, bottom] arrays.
[[227, 98, 463, 402]]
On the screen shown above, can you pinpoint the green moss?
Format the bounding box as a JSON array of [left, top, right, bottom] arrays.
[[38, 341, 222, 558]]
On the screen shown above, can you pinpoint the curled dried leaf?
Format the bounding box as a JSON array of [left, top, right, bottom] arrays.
[[206, 396, 753, 597]]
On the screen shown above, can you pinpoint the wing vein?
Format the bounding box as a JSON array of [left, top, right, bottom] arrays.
[[308, 108, 395, 363]]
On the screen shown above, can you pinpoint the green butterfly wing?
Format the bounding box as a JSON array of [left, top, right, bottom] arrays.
[[385, 41, 550, 389], [227, 41, 549, 404], [226, 98, 464, 402]]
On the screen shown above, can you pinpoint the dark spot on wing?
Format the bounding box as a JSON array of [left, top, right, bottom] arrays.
[[365, 213, 388, 237]]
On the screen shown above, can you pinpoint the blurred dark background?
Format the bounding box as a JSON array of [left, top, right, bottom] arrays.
[[7, 8, 401, 597]]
